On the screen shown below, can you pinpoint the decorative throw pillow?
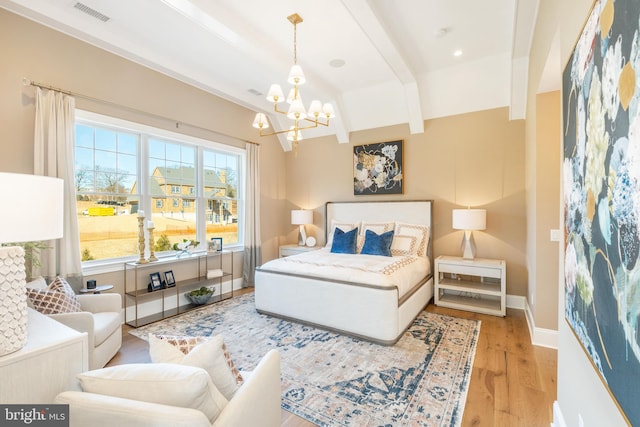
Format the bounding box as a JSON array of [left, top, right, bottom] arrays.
[[330, 227, 358, 254], [390, 235, 418, 256], [77, 363, 228, 423], [394, 222, 431, 257], [325, 220, 359, 248], [149, 334, 243, 400], [27, 276, 81, 314], [361, 229, 394, 256]]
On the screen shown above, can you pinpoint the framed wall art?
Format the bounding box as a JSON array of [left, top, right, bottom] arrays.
[[353, 140, 403, 195], [562, 0, 640, 424]]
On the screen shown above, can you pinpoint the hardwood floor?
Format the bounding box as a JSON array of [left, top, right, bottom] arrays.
[[108, 293, 557, 427]]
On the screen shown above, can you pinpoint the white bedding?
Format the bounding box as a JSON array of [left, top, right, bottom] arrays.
[[258, 248, 431, 299]]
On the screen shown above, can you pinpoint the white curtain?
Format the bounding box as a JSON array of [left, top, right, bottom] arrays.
[[243, 143, 262, 287], [34, 87, 82, 283]]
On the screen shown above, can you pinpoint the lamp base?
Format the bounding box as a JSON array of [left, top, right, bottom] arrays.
[[0, 246, 28, 356], [298, 225, 307, 246], [460, 230, 477, 260]]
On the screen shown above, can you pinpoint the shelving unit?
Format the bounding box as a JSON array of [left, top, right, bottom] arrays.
[[434, 255, 506, 317], [124, 251, 234, 327]]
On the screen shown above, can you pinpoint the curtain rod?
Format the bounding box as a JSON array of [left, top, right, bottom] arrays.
[[22, 78, 260, 146]]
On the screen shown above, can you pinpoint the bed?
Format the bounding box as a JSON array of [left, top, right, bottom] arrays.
[[254, 200, 434, 345]]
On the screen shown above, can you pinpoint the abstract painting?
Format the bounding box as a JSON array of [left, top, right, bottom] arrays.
[[353, 140, 403, 195], [562, 0, 640, 424]]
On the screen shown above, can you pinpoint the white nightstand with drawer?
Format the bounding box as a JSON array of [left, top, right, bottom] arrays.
[[279, 244, 320, 257], [434, 255, 506, 316]]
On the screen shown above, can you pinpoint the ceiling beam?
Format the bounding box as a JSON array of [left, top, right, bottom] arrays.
[[341, 0, 424, 134]]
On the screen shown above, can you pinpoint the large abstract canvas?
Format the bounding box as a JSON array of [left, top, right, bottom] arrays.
[[353, 140, 403, 195], [562, 0, 640, 424]]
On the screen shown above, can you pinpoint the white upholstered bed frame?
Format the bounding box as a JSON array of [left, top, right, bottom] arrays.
[[254, 200, 434, 345]]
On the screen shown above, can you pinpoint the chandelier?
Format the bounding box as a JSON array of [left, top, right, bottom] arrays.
[[252, 13, 336, 152]]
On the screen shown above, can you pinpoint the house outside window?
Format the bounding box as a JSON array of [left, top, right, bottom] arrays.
[[74, 111, 244, 263]]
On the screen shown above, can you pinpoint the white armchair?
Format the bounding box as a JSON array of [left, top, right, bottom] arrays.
[[55, 349, 282, 427], [49, 293, 122, 369]]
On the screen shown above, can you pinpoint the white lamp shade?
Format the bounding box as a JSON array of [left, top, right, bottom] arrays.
[[308, 100, 323, 117], [322, 103, 336, 118], [0, 173, 64, 243], [452, 209, 486, 231], [252, 113, 269, 129], [266, 84, 284, 103], [287, 64, 306, 85], [286, 127, 303, 142], [287, 99, 307, 120], [291, 209, 313, 225]]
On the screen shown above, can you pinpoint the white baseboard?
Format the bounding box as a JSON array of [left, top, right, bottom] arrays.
[[506, 295, 558, 349], [552, 401, 567, 427]]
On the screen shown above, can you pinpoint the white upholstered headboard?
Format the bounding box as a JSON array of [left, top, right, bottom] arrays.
[[325, 200, 433, 256]]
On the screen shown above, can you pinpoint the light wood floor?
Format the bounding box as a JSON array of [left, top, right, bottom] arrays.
[[109, 292, 557, 427]]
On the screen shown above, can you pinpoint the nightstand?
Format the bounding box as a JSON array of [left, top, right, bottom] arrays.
[[434, 255, 506, 316], [279, 244, 320, 257]]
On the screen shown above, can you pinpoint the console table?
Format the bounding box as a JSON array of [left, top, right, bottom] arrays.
[[0, 308, 88, 403]]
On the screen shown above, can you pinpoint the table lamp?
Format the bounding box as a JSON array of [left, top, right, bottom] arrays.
[[291, 209, 313, 246], [452, 208, 486, 260], [0, 173, 63, 356]]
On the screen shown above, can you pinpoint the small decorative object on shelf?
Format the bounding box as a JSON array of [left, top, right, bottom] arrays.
[[173, 239, 199, 258], [147, 220, 158, 262], [185, 286, 214, 305], [136, 210, 148, 264], [148, 272, 163, 292], [164, 270, 176, 287], [208, 237, 223, 253]]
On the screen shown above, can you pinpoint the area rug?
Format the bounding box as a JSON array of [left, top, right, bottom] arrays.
[[129, 293, 480, 427]]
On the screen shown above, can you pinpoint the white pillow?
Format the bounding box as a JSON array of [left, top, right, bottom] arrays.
[[77, 363, 228, 424], [394, 222, 430, 257], [359, 221, 394, 236], [149, 334, 243, 400], [390, 235, 418, 256]]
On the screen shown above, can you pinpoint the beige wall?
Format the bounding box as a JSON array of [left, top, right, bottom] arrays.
[[0, 9, 288, 290], [534, 90, 561, 330], [285, 107, 528, 297]]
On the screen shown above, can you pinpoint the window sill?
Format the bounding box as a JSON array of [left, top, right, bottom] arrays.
[[82, 245, 245, 275]]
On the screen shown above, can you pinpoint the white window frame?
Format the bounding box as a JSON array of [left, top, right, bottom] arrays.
[[76, 110, 246, 275]]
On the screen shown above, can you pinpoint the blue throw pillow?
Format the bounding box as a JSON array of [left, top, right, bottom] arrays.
[[330, 227, 358, 254], [361, 229, 394, 256]]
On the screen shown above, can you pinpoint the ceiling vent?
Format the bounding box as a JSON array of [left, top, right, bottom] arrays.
[[73, 2, 110, 22]]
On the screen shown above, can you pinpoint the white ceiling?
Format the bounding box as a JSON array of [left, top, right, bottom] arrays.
[[1, 0, 545, 150]]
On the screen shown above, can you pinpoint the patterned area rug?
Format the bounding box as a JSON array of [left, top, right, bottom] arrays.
[[129, 293, 480, 427]]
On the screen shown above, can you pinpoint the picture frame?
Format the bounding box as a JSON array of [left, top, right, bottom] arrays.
[[164, 270, 176, 288], [208, 237, 223, 252], [149, 272, 163, 291], [353, 140, 403, 195], [562, 0, 640, 424]]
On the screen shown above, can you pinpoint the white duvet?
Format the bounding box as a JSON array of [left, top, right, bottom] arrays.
[[259, 248, 431, 299]]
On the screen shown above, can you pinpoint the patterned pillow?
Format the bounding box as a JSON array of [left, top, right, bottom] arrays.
[[27, 276, 81, 314], [394, 222, 431, 257], [149, 334, 243, 400], [359, 222, 394, 236], [390, 235, 418, 257]]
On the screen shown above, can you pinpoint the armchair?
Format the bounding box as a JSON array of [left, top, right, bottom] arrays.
[[49, 293, 122, 369], [55, 349, 282, 427]]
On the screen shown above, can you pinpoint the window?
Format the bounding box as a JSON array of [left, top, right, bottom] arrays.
[[75, 111, 244, 263]]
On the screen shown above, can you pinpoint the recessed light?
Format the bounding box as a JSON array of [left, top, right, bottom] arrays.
[[453, 50, 463, 57], [329, 59, 346, 68]]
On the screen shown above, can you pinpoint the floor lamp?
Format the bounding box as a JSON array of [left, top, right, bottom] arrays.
[[0, 173, 63, 356], [452, 208, 486, 260]]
